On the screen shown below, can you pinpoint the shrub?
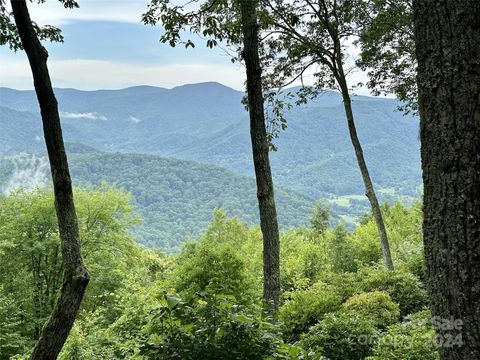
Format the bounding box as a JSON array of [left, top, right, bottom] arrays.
[[343, 291, 400, 329], [384, 202, 425, 281], [349, 220, 384, 266], [329, 222, 358, 273], [366, 310, 439, 360], [172, 241, 254, 303], [279, 282, 342, 341], [142, 291, 300, 360], [299, 311, 379, 360], [280, 228, 327, 293], [394, 243, 426, 282], [318, 271, 362, 302], [358, 268, 427, 317]]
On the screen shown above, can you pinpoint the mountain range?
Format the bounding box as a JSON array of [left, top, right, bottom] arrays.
[[0, 82, 422, 249], [0, 82, 421, 195]]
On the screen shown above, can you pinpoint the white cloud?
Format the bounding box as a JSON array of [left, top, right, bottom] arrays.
[[0, 48, 378, 96], [0, 55, 382, 96], [5, 0, 150, 26], [129, 116, 142, 123], [0, 58, 246, 91], [0, 1, 385, 97], [61, 111, 107, 120]]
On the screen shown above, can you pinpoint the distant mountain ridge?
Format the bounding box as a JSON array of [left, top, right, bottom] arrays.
[[0, 151, 315, 251], [0, 82, 422, 220]]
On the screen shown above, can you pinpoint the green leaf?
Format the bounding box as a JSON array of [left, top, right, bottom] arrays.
[[164, 293, 183, 309]]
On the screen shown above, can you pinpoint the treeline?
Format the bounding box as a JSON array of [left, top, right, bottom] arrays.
[[0, 187, 436, 359], [0, 152, 315, 251], [68, 152, 315, 251]]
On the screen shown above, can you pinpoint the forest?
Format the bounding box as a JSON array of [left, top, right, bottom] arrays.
[[1, 188, 432, 359], [0, 152, 316, 251], [0, 0, 479, 360]]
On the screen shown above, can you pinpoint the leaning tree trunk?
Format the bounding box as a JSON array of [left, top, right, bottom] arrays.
[[239, 0, 281, 312], [336, 66, 394, 270], [11, 1, 90, 359], [413, 0, 480, 358]]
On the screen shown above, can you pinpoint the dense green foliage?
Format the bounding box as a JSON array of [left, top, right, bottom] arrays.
[[0, 286, 29, 358], [366, 310, 439, 360], [343, 291, 400, 329], [140, 292, 291, 360], [279, 283, 342, 341], [0, 187, 439, 359], [0, 152, 314, 251], [357, 268, 427, 318], [299, 311, 379, 360]]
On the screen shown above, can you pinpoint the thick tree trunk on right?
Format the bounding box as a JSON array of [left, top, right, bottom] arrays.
[[239, 0, 281, 312], [413, 0, 480, 359], [11, 1, 90, 359]]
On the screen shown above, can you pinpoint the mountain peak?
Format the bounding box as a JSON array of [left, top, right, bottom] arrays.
[[170, 81, 241, 93]]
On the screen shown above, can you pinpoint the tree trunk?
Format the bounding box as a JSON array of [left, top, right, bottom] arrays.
[[413, 0, 480, 358], [11, 1, 90, 359], [239, 0, 281, 312], [337, 72, 394, 270]]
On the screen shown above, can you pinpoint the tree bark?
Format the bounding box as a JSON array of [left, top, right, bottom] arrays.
[[336, 65, 394, 270], [239, 0, 281, 312], [11, 1, 90, 359], [413, 0, 480, 358]]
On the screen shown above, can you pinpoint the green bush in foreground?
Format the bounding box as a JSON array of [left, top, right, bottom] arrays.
[[299, 311, 379, 360], [279, 282, 342, 341], [141, 291, 303, 360], [358, 268, 428, 317], [366, 310, 439, 360], [343, 291, 400, 329]]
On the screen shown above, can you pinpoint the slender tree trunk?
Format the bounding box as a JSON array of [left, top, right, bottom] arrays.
[[336, 70, 394, 270], [413, 0, 480, 358], [239, 0, 281, 312], [11, 1, 90, 359]]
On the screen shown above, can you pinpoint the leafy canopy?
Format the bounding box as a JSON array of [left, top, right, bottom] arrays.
[[0, 0, 79, 51]]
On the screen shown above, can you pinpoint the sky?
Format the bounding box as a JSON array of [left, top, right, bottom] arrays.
[[0, 0, 371, 93]]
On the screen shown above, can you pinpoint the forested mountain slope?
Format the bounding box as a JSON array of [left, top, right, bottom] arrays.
[[0, 82, 421, 203], [0, 152, 314, 251]]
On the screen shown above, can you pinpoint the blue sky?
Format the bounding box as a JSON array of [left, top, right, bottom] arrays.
[[0, 0, 369, 92], [0, 0, 246, 90]]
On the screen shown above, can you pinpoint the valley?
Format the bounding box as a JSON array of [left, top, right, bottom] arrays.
[[0, 82, 422, 250]]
